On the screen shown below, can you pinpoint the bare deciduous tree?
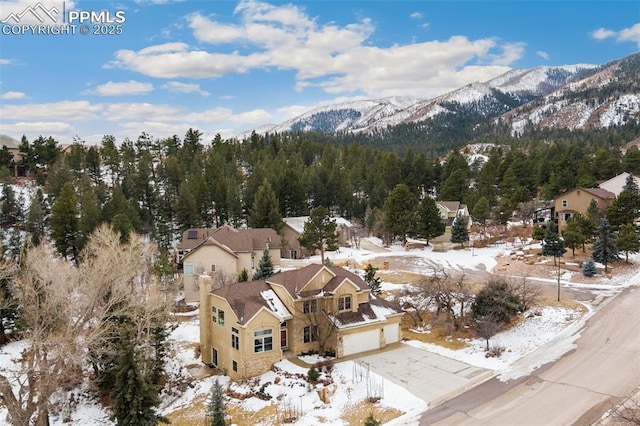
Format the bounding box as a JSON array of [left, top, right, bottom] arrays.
[[0, 225, 173, 426], [476, 316, 503, 352]]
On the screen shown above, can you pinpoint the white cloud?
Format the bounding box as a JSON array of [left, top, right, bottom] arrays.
[[162, 81, 210, 96], [618, 23, 640, 47], [107, 0, 521, 98], [410, 12, 423, 19], [591, 27, 616, 40], [592, 23, 640, 47], [1, 101, 101, 120], [0, 121, 75, 134], [536, 50, 550, 60], [1, 91, 26, 99], [0, 59, 12, 65], [88, 80, 154, 96]]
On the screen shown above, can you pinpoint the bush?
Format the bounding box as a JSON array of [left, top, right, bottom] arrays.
[[307, 365, 320, 383], [472, 280, 521, 323], [532, 226, 546, 241], [583, 258, 597, 277], [364, 414, 381, 426]]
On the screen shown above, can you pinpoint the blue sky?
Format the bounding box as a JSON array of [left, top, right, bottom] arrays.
[[0, 0, 638, 145]]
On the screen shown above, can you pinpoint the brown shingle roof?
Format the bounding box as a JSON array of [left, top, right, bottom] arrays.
[[212, 279, 271, 325], [437, 201, 461, 212], [266, 264, 368, 298], [178, 226, 281, 252], [580, 187, 615, 200]]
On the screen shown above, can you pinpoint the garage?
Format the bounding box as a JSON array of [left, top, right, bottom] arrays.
[[341, 328, 381, 356], [384, 323, 400, 344]]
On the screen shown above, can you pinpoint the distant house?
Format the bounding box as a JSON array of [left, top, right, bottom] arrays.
[[281, 216, 354, 259], [598, 172, 640, 197], [553, 188, 615, 231], [431, 201, 472, 243], [199, 264, 403, 379], [0, 134, 23, 177], [177, 225, 281, 302]]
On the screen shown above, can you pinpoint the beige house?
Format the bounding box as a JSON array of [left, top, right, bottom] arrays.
[[199, 264, 403, 379], [281, 216, 354, 259], [553, 188, 615, 231], [178, 226, 281, 302], [431, 201, 472, 243]]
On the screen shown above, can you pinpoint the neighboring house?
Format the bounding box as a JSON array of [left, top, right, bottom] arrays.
[[432, 201, 472, 243], [281, 216, 354, 259], [178, 225, 281, 302], [598, 172, 640, 197], [553, 188, 615, 231], [0, 134, 24, 177], [199, 264, 403, 379]]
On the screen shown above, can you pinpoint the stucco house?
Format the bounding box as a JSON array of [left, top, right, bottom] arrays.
[[431, 201, 472, 243], [177, 226, 281, 302], [199, 264, 403, 379], [281, 216, 354, 259], [553, 187, 615, 231]]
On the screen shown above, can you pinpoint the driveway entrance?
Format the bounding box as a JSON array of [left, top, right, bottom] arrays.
[[358, 344, 492, 404]]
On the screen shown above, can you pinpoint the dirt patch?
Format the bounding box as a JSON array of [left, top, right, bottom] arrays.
[[340, 401, 403, 425]]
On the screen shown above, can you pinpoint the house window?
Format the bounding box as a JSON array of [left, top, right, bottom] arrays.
[[218, 310, 225, 326], [211, 348, 218, 367], [211, 306, 217, 323], [303, 325, 318, 343], [290, 250, 297, 259], [232, 360, 238, 372], [184, 261, 194, 275], [251, 254, 255, 269], [562, 200, 568, 208], [254, 329, 273, 353], [211, 264, 216, 272], [564, 213, 572, 222], [303, 299, 317, 314], [232, 327, 239, 350], [338, 295, 352, 312]]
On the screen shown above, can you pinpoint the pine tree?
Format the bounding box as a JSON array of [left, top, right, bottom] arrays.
[[623, 173, 639, 194], [0, 184, 22, 227], [253, 249, 275, 280], [111, 327, 168, 426], [298, 206, 338, 264], [248, 179, 283, 232], [562, 220, 585, 257], [363, 263, 382, 295], [26, 189, 47, 246], [607, 191, 640, 229], [542, 223, 566, 266], [582, 259, 597, 277], [208, 379, 227, 426], [472, 197, 490, 239], [450, 214, 469, 247], [382, 183, 418, 244], [49, 182, 80, 262], [591, 218, 619, 273], [415, 197, 445, 245], [617, 222, 639, 263], [238, 268, 249, 282]]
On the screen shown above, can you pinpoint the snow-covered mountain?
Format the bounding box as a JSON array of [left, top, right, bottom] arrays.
[[246, 52, 640, 137]]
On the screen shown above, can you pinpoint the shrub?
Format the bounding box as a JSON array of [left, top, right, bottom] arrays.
[[472, 280, 521, 323], [364, 414, 381, 426], [307, 365, 320, 383], [583, 258, 597, 277]]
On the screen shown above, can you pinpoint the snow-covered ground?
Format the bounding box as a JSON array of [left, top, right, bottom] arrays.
[[1, 234, 638, 425]]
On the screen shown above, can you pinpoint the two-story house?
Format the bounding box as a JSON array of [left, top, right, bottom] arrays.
[[199, 264, 403, 379], [178, 225, 282, 302], [553, 188, 614, 231], [281, 216, 354, 259], [431, 201, 472, 243]]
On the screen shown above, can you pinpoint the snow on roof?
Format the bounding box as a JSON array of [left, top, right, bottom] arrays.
[[283, 216, 353, 234], [260, 289, 293, 321]]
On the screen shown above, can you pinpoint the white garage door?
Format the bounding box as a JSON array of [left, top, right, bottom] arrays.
[[384, 323, 400, 344], [342, 329, 380, 356]]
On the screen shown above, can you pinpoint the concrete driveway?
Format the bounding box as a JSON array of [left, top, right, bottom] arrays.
[[357, 344, 492, 405]]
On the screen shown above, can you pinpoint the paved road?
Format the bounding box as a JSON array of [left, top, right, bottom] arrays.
[[422, 280, 640, 425]]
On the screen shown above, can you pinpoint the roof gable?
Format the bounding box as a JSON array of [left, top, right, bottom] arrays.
[[212, 279, 291, 325], [266, 264, 368, 298]]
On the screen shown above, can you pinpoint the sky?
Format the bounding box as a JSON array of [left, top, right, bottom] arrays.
[[0, 0, 638, 145]]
